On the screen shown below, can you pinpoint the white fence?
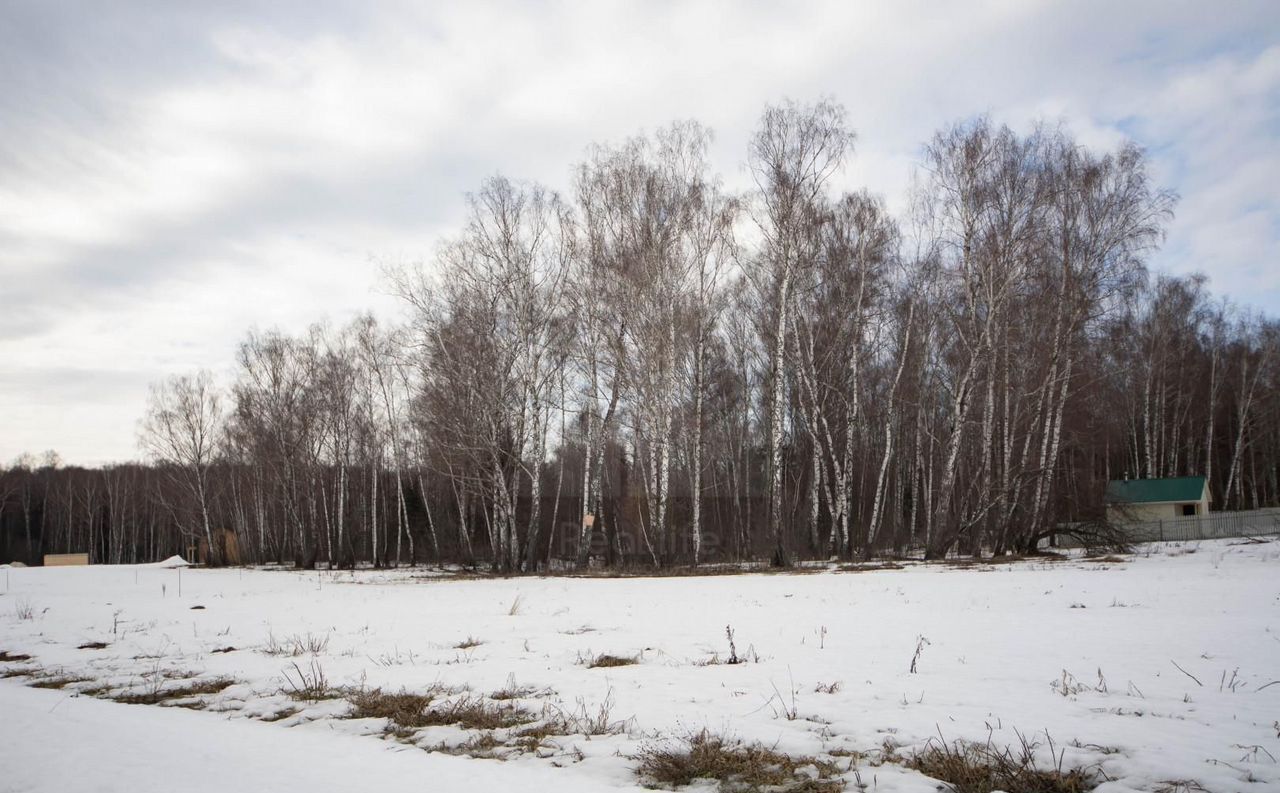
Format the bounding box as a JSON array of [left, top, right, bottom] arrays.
[[1118, 507, 1280, 543]]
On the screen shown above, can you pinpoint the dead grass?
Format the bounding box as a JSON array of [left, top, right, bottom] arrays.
[[908, 734, 1096, 793], [507, 594, 525, 615], [535, 693, 629, 737], [346, 688, 534, 733], [490, 676, 549, 700], [583, 652, 640, 669], [634, 729, 843, 792], [262, 631, 330, 657], [112, 677, 237, 705], [454, 636, 484, 650], [347, 688, 439, 727], [28, 674, 92, 689], [437, 695, 535, 730], [78, 683, 115, 697], [260, 706, 301, 723], [0, 650, 33, 662], [1154, 782, 1209, 793], [426, 731, 507, 759], [281, 658, 337, 701]]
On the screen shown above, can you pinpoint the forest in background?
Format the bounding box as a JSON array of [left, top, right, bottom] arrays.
[[3, 100, 1278, 570]]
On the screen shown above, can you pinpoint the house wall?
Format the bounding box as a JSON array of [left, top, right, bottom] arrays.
[[1108, 496, 1209, 524]]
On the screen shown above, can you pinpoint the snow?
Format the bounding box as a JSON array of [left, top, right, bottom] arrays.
[[2, 540, 1278, 792], [0, 685, 623, 793], [147, 555, 190, 568]]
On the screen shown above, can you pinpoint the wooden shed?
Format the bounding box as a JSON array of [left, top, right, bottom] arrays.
[[1105, 476, 1211, 523]]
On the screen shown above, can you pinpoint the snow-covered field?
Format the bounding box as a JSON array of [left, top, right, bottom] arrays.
[[2, 540, 1278, 792]]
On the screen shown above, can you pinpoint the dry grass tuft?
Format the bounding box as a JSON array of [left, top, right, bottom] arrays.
[[29, 674, 92, 690], [534, 693, 629, 737], [0, 650, 33, 662], [347, 688, 534, 733], [440, 695, 536, 730], [1154, 782, 1209, 793], [908, 734, 1096, 793], [426, 731, 507, 759], [490, 676, 549, 701], [347, 688, 438, 727], [260, 706, 301, 723], [113, 677, 236, 705], [1, 668, 35, 679], [453, 636, 484, 650], [78, 683, 115, 698], [583, 652, 640, 669], [281, 658, 337, 701], [634, 729, 843, 792], [262, 631, 330, 657]]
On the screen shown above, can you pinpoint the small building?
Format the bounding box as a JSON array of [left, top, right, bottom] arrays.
[[190, 528, 241, 565], [1105, 476, 1211, 523]]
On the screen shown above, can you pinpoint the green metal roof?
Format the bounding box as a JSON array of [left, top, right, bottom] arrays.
[[1106, 476, 1206, 504]]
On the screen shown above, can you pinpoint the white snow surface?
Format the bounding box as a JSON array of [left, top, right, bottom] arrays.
[[0, 683, 619, 793], [1, 539, 1278, 792], [146, 555, 191, 569]]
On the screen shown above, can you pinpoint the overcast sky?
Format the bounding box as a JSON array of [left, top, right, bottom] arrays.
[[2, 1, 1278, 466]]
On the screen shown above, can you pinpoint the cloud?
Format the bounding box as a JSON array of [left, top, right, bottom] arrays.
[[1, 0, 1278, 464]]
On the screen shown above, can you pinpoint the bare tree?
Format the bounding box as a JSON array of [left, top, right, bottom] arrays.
[[139, 370, 224, 564]]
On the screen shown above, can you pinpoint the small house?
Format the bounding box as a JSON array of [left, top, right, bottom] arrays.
[[1105, 476, 1210, 524]]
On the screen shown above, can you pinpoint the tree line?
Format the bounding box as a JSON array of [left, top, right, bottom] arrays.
[[3, 100, 1278, 569]]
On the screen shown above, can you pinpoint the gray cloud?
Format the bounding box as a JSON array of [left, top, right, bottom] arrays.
[[1, 0, 1278, 465]]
